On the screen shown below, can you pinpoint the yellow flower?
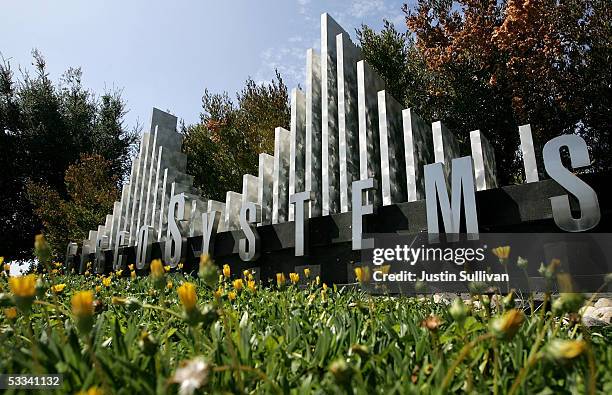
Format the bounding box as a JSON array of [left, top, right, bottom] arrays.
[[4, 307, 17, 321], [178, 282, 197, 312], [76, 386, 104, 395], [84, 270, 90, 276], [51, 283, 66, 293], [490, 309, 524, 340], [321, 289, 327, 302], [54, 262, 62, 268], [289, 272, 299, 285], [51, 269, 59, 275], [128, 264, 135, 271], [316, 276, 320, 286], [178, 262, 184, 270], [9, 274, 37, 298], [72, 290, 94, 318], [116, 270, 123, 277], [233, 278, 244, 291], [102, 277, 112, 287], [166, 281, 173, 290], [213, 287, 222, 299], [150, 259, 164, 279], [95, 285, 102, 293], [9, 275, 37, 310], [130, 270, 136, 279], [247, 280, 256, 292], [0, 256, 4, 266], [164, 265, 171, 273], [243, 269, 250, 278], [492, 246, 511, 261], [323, 283, 328, 291], [223, 264, 231, 278], [354, 267, 370, 283], [304, 268, 311, 278], [3, 263, 9, 272], [228, 291, 237, 301], [546, 339, 586, 362], [276, 272, 286, 287]]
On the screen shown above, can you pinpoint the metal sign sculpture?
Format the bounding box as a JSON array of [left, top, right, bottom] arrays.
[[70, 13, 604, 282]]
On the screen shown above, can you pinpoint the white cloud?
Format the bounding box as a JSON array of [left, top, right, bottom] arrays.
[[348, 0, 387, 18], [256, 45, 308, 89], [256, 1, 406, 92], [297, 0, 312, 15]]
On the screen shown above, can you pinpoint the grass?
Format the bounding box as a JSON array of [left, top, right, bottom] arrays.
[[0, 262, 611, 394]]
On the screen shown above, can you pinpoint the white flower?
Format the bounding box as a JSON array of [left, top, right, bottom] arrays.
[[171, 356, 210, 395]]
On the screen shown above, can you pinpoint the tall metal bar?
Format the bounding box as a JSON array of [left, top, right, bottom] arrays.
[[289, 88, 306, 221], [519, 124, 539, 183], [305, 49, 322, 218], [259, 153, 275, 225], [357, 60, 385, 207], [136, 127, 157, 244], [378, 90, 407, 205], [242, 174, 259, 205], [225, 191, 242, 231], [402, 108, 433, 201], [321, 13, 348, 216], [470, 129, 498, 191], [208, 200, 226, 232], [128, 133, 150, 245], [272, 127, 291, 224], [337, 32, 362, 213], [432, 121, 461, 186]]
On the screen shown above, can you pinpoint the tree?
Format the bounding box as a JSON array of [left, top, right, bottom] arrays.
[[26, 154, 119, 259], [0, 51, 138, 259], [183, 71, 290, 201], [358, 0, 611, 183]]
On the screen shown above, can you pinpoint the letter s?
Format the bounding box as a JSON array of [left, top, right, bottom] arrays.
[[543, 135, 600, 231]]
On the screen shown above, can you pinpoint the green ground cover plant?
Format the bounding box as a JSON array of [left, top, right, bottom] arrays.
[[0, 244, 611, 394]]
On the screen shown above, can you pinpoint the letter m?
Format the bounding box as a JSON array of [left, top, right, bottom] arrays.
[[424, 156, 478, 242]]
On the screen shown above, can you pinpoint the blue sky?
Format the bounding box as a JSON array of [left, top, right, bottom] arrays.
[[1, 0, 408, 130]]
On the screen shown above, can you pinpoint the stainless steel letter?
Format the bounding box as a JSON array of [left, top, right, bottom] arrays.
[[543, 134, 600, 231]]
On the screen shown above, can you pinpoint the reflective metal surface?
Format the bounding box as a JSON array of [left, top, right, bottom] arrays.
[[290, 191, 314, 256], [272, 127, 291, 224], [239, 202, 262, 261], [352, 178, 378, 250], [136, 225, 153, 270], [321, 13, 347, 216], [357, 60, 384, 207], [378, 91, 407, 206], [519, 124, 539, 183], [201, 210, 221, 255], [259, 153, 275, 225], [225, 191, 243, 231], [289, 89, 306, 221], [432, 121, 461, 189], [543, 135, 600, 231], [470, 130, 498, 191], [402, 109, 433, 201], [337, 32, 362, 213], [164, 191, 188, 267], [425, 157, 478, 243], [305, 49, 322, 218]]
